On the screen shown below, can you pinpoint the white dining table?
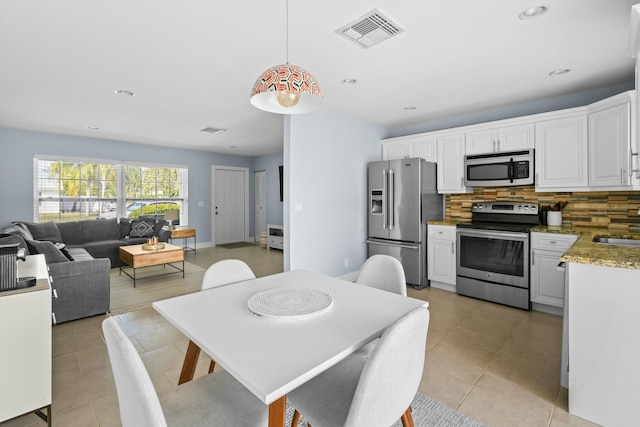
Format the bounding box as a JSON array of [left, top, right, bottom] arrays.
[[152, 269, 428, 427]]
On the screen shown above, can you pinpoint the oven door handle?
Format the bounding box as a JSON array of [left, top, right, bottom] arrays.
[[457, 228, 529, 241]]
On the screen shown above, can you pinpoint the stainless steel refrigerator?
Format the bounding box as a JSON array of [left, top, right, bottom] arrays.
[[367, 158, 443, 289]]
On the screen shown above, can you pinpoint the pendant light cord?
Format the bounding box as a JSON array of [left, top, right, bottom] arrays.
[[285, 0, 289, 64]]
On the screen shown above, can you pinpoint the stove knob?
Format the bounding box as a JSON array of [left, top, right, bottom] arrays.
[[524, 205, 529, 210]]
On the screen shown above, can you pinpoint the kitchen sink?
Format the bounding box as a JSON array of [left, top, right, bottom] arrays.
[[592, 236, 640, 247]]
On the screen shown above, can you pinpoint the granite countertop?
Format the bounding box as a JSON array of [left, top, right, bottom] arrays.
[[532, 226, 640, 270], [427, 219, 465, 226]]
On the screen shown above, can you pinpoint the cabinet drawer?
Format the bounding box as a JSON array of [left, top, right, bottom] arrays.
[[531, 232, 577, 251], [428, 225, 456, 240]]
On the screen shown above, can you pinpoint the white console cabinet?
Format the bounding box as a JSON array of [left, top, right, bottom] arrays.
[[267, 224, 283, 250], [0, 254, 51, 425]]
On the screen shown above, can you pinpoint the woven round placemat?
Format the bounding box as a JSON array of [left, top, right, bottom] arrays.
[[247, 288, 333, 321]]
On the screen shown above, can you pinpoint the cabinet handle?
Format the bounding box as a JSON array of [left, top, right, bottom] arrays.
[[451, 241, 455, 254], [630, 148, 639, 178], [531, 250, 535, 266]]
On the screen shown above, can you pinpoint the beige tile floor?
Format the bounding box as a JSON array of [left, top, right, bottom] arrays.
[[1, 245, 599, 427]]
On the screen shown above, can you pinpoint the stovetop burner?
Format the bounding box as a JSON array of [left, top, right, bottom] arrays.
[[458, 201, 540, 232]]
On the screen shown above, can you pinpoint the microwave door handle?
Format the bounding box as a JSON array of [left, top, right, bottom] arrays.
[[509, 158, 515, 183]]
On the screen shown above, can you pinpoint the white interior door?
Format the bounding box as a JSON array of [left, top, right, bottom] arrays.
[[255, 171, 266, 242], [214, 168, 246, 245]]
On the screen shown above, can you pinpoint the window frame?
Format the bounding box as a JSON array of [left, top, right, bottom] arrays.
[[34, 155, 188, 224]]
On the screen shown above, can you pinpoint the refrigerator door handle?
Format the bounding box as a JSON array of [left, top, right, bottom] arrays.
[[366, 239, 419, 250], [389, 169, 395, 229], [382, 169, 388, 229]]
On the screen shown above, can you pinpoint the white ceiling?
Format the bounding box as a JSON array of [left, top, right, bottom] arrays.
[[0, 0, 637, 157]]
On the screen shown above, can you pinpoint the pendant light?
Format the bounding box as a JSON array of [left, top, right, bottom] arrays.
[[250, 0, 323, 114]]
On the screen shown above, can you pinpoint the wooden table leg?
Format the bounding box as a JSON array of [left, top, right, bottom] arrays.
[[178, 340, 201, 385], [268, 395, 286, 427]]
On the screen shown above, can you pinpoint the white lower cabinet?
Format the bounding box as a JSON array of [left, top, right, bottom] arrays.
[[530, 232, 577, 312], [427, 224, 457, 291]]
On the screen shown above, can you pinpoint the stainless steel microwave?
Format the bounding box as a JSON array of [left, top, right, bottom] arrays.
[[464, 149, 534, 187]]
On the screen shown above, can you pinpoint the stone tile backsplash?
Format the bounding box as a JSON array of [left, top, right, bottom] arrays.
[[446, 186, 640, 232]]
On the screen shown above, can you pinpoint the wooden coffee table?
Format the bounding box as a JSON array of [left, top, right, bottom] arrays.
[[119, 243, 185, 287]]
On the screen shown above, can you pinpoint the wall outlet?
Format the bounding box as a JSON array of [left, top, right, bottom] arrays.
[[344, 257, 349, 268]]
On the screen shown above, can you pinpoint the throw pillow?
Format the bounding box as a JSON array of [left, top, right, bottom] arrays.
[[26, 239, 69, 264], [118, 218, 132, 239], [54, 242, 74, 261], [2, 222, 34, 241], [129, 220, 154, 238]]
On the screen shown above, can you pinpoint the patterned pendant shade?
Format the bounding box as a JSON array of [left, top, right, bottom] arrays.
[[250, 63, 323, 114]]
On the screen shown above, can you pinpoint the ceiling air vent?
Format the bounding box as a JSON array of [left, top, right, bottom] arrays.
[[200, 127, 227, 135], [336, 9, 404, 48]]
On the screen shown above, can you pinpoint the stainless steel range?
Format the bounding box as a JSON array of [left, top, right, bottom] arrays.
[[456, 201, 539, 310]]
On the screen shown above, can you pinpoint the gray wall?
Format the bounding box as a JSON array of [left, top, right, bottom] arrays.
[[0, 128, 277, 245], [285, 108, 383, 276], [386, 82, 634, 138], [253, 152, 284, 226]]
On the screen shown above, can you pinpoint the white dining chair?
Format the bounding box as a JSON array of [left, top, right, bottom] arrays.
[[179, 259, 257, 382], [202, 259, 256, 290], [289, 306, 429, 427], [353, 254, 407, 357], [102, 317, 268, 427], [355, 254, 407, 296]]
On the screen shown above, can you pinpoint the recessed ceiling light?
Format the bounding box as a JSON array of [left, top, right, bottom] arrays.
[[548, 68, 571, 76], [114, 89, 135, 97], [200, 127, 227, 135], [342, 78, 357, 85], [87, 126, 100, 130], [519, 6, 548, 20], [404, 106, 417, 111], [229, 145, 238, 149]]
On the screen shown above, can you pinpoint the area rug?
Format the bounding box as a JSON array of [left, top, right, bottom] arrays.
[[109, 261, 204, 315], [284, 392, 486, 427], [217, 241, 259, 249]]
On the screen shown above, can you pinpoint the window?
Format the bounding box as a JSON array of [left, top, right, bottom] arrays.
[[34, 156, 188, 224]]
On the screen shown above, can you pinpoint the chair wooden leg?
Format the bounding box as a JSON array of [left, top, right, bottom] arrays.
[[400, 406, 414, 427], [208, 359, 216, 373], [291, 409, 300, 427], [178, 340, 201, 385]]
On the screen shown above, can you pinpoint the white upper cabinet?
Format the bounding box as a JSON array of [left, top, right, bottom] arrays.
[[588, 92, 632, 188], [382, 134, 437, 162], [437, 133, 471, 194], [465, 123, 534, 155], [535, 110, 589, 191], [381, 140, 411, 160]]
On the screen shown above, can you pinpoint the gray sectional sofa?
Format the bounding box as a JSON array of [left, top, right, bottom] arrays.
[[0, 218, 170, 324]]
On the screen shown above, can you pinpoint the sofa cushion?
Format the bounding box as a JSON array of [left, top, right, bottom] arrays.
[[129, 220, 154, 238], [81, 219, 120, 242], [24, 222, 62, 243], [26, 239, 69, 264], [56, 221, 83, 245], [66, 247, 95, 261]]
